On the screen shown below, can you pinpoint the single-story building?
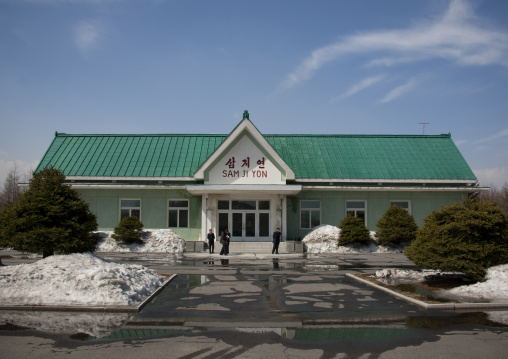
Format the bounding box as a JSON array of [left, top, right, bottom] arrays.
[[36, 111, 481, 244]]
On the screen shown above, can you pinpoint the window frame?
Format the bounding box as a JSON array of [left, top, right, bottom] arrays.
[[345, 200, 367, 225], [300, 200, 321, 229], [119, 198, 141, 221], [168, 199, 189, 228], [390, 200, 411, 213]]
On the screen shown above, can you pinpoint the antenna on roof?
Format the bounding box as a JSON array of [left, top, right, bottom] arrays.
[[418, 122, 430, 135]]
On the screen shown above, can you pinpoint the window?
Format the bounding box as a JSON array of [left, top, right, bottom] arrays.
[[218, 200, 229, 210], [232, 200, 256, 210], [120, 199, 141, 220], [300, 200, 321, 229], [168, 200, 189, 228], [390, 200, 411, 213], [346, 200, 366, 223]]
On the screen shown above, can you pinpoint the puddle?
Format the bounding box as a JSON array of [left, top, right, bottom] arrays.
[[0, 322, 30, 331], [372, 274, 477, 303], [290, 327, 410, 341], [406, 312, 508, 329], [71, 327, 193, 341], [64, 312, 508, 342], [0, 311, 131, 337], [394, 283, 452, 303], [164, 274, 209, 291]]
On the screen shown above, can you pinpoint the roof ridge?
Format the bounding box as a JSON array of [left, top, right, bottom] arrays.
[[54, 132, 451, 138]]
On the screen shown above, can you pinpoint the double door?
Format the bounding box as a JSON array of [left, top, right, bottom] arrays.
[[217, 200, 270, 241]]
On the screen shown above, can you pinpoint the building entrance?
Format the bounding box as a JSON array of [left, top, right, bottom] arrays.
[[217, 200, 270, 241]]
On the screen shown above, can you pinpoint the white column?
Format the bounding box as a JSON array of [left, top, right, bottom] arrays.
[[201, 194, 208, 242], [281, 195, 287, 241]]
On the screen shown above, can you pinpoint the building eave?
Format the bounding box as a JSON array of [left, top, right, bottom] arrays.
[[68, 184, 187, 190], [295, 178, 478, 184], [303, 185, 489, 192], [186, 184, 302, 195], [66, 176, 196, 182]]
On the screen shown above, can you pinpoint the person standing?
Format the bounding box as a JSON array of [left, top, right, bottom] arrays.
[[224, 228, 231, 255], [272, 227, 281, 254], [207, 229, 215, 254], [220, 228, 230, 256]]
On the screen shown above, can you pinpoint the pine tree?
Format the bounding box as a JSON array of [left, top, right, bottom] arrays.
[[375, 205, 418, 246], [112, 216, 144, 244], [338, 215, 371, 246], [405, 198, 508, 281], [0, 167, 98, 257]]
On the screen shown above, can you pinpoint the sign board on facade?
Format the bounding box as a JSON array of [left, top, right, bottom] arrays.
[[206, 136, 284, 185]]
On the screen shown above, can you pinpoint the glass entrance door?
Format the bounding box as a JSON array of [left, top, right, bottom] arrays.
[[217, 200, 271, 241], [232, 212, 256, 238]]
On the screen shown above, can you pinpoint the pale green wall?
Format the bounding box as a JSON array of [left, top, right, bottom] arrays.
[[78, 188, 202, 241], [286, 190, 469, 240], [78, 187, 470, 242]]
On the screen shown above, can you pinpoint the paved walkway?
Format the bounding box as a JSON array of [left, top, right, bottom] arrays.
[[2, 251, 508, 358], [97, 252, 424, 327]]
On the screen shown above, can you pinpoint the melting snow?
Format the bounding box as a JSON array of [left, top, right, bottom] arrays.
[[0, 252, 164, 306]]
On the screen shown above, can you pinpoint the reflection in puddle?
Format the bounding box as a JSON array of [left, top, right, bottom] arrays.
[[165, 274, 209, 291], [3, 311, 507, 342], [71, 314, 508, 343], [394, 283, 452, 303], [407, 311, 508, 329], [72, 327, 193, 341], [0, 311, 131, 338], [289, 327, 410, 341], [304, 264, 339, 271]]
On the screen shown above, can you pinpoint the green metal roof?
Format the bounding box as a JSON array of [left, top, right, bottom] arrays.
[[36, 132, 476, 181], [264, 134, 476, 180]]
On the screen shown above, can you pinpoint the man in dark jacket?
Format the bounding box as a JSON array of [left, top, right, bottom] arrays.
[[272, 227, 281, 254], [207, 229, 215, 254]]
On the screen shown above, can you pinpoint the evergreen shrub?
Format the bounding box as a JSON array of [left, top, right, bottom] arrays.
[[375, 205, 418, 246], [405, 199, 508, 281], [0, 167, 98, 257], [339, 215, 371, 246], [112, 216, 144, 244]]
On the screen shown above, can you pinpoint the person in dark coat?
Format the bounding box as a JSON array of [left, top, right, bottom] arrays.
[[207, 229, 215, 254], [272, 227, 281, 254], [220, 228, 230, 256]]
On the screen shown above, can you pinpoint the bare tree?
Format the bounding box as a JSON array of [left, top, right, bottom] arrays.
[[0, 165, 32, 212], [480, 182, 508, 213]]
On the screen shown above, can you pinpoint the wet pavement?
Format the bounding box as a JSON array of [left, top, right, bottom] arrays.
[[2, 251, 508, 358]]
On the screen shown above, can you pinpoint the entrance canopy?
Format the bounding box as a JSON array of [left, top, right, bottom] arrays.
[[186, 184, 302, 195]]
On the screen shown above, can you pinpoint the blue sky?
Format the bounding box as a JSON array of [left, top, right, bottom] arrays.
[[1, 0, 507, 187]]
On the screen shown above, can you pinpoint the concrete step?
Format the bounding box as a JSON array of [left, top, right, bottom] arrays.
[[188, 241, 303, 254], [228, 241, 285, 254]]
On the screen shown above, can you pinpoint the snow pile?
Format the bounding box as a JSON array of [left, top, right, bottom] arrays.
[[375, 268, 430, 281], [373, 269, 467, 286], [0, 253, 164, 306], [302, 225, 340, 253], [95, 229, 186, 253], [446, 264, 508, 302], [374, 265, 508, 303], [487, 311, 508, 326], [302, 225, 403, 253]]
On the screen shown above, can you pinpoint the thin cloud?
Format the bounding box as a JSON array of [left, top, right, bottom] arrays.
[[474, 128, 508, 144], [473, 167, 508, 188], [378, 78, 418, 103], [73, 20, 102, 54], [334, 75, 386, 100], [281, 0, 508, 89]]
